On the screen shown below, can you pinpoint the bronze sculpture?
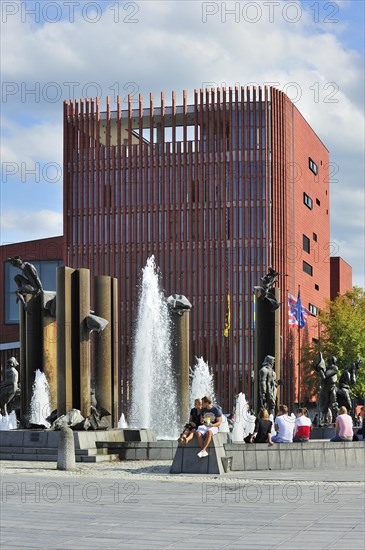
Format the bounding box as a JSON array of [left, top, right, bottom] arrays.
[[258, 355, 277, 416], [0, 357, 20, 415], [254, 267, 283, 311], [336, 357, 361, 412], [9, 256, 43, 309], [313, 353, 339, 425]]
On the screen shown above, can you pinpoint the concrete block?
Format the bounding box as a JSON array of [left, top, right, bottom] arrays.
[[0, 431, 24, 447], [46, 431, 61, 448], [323, 447, 337, 468], [149, 440, 175, 448], [267, 449, 281, 470], [170, 435, 226, 474], [302, 449, 315, 468], [243, 450, 257, 470], [135, 447, 148, 460], [230, 450, 245, 471], [280, 449, 293, 469], [150, 448, 174, 460], [313, 450, 324, 468], [170, 446, 183, 473], [255, 449, 269, 470], [119, 448, 136, 460], [23, 431, 48, 448]]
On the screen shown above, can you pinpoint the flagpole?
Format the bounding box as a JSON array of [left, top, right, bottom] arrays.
[[297, 285, 301, 408]]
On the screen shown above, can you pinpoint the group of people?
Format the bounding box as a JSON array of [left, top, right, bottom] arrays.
[[179, 398, 365, 452], [178, 396, 222, 458], [247, 405, 311, 445], [252, 404, 365, 444]]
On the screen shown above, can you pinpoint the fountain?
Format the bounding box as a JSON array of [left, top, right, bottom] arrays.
[[0, 411, 17, 431], [231, 392, 256, 442], [132, 256, 179, 439], [189, 357, 215, 407], [29, 369, 51, 428], [118, 413, 128, 429]]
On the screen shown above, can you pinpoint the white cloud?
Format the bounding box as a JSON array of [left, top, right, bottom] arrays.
[[0, 209, 63, 243], [1, 0, 364, 285]]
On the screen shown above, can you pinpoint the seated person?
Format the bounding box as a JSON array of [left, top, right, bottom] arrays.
[[355, 406, 365, 440], [178, 398, 202, 445], [293, 407, 312, 442], [330, 406, 353, 442], [271, 404, 295, 443], [248, 408, 274, 445], [196, 395, 222, 458]]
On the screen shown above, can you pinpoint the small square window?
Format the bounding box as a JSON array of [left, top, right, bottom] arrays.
[[303, 261, 313, 276], [309, 303, 318, 316], [303, 235, 310, 253], [315, 284, 319, 290], [316, 198, 320, 206], [304, 193, 313, 209], [313, 233, 317, 242], [309, 157, 318, 175]]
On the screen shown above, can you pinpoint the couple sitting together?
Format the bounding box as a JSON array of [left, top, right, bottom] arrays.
[[178, 396, 221, 458]]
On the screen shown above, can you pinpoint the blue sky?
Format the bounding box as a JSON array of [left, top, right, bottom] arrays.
[[1, 0, 364, 287]]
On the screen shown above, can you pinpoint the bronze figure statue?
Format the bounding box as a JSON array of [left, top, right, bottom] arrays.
[[0, 357, 21, 415], [9, 256, 43, 309], [258, 355, 277, 416], [336, 357, 361, 412], [254, 267, 284, 312], [313, 353, 339, 425]]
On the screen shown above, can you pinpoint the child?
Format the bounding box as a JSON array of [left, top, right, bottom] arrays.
[[178, 398, 202, 445]]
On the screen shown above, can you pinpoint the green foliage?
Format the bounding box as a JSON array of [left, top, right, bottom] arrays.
[[317, 287, 365, 398]]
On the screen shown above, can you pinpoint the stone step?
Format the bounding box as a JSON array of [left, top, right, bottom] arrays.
[[0, 452, 120, 463]]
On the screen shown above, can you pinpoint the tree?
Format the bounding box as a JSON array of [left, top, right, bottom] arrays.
[[317, 287, 365, 399]]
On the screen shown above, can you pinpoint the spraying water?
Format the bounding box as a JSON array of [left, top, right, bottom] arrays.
[[132, 256, 179, 439], [118, 413, 128, 429], [189, 357, 232, 432], [0, 411, 17, 430], [231, 392, 256, 442], [190, 357, 215, 407], [29, 370, 51, 428]]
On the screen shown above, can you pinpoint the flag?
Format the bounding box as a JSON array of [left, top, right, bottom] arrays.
[[288, 290, 310, 329], [224, 294, 230, 337]]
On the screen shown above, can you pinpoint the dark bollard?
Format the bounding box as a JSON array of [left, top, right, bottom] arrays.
[[57, 426, 76, 470]]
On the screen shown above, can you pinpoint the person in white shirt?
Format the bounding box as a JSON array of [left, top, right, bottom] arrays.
[[272, 404, 295, 443]]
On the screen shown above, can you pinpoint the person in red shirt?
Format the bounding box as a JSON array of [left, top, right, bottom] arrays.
[[293, 408, 312, 442]]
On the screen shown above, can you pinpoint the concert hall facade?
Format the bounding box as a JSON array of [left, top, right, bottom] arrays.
[[1, 87, 352, 411]]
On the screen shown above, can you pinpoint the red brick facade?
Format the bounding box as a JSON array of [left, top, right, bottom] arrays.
[[330, 257, 353, 300]]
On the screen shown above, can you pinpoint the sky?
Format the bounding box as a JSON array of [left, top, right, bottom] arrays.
[[1, 0, 364, 288]]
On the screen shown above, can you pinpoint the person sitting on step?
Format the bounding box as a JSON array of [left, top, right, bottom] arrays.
[[293, 407, 312, 442], [196, 395, 222, 458], [178, 398, 202, 445], [271, 404, 295, 444]]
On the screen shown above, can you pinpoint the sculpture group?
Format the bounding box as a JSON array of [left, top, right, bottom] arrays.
[[1, 256, 119, 430], [313, 353, 361, 425]]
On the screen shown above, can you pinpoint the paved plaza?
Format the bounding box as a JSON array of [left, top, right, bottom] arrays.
[[0, 458, 364, 549]]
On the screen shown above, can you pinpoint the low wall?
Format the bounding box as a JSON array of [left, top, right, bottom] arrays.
[[0, 429, 156, 462], [224, 440, 365, 471], [170, 433, 229, 474], [96, 440, 177, 461]]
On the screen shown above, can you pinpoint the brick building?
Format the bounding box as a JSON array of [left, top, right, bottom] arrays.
[[0, 86, 353, 411], [0, 236, 63, 377]]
